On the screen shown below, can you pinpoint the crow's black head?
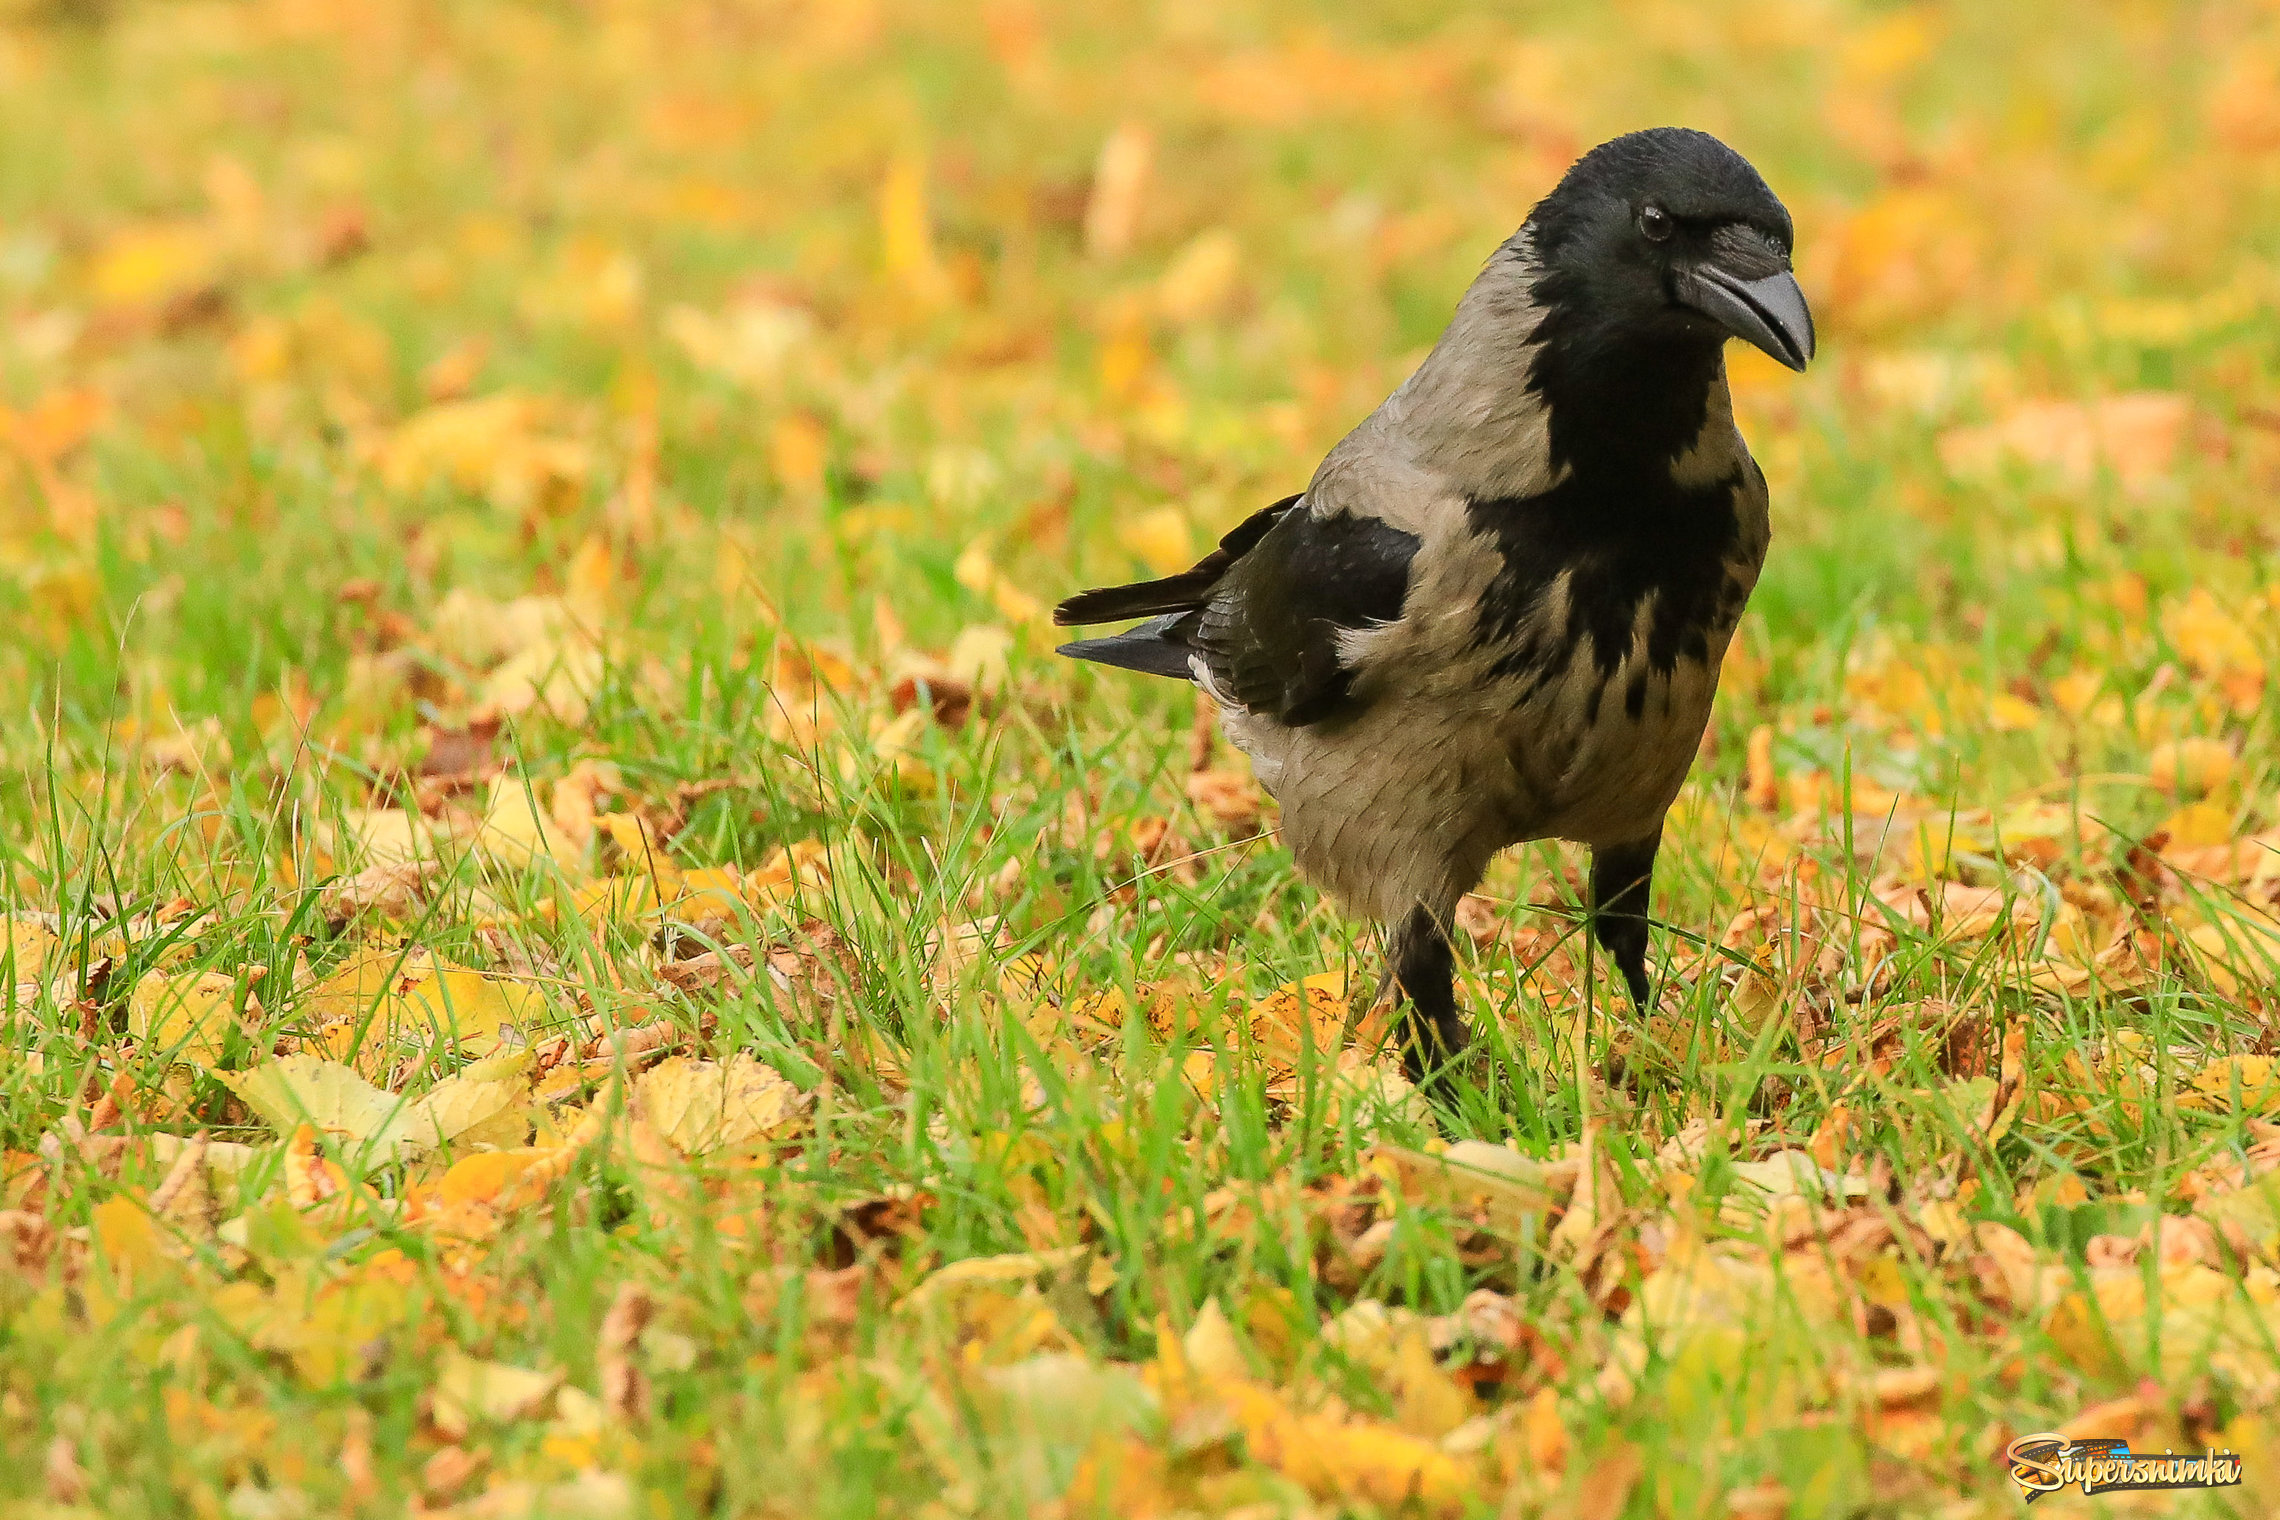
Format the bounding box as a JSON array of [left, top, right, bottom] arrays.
[[1526, 128, 1813, 373]]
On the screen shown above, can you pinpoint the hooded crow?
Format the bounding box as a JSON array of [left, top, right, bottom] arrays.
[[1055, 128, 1814, 1084]]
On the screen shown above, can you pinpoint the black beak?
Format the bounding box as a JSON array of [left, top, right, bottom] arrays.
[[1678, 263, 1815, 372]]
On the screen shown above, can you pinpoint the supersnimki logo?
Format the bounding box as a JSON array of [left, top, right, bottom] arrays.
[[2003, 1433, 2243, 1503]]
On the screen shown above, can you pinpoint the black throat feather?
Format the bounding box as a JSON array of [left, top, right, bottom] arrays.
[[1467, 252, 1751, 704]]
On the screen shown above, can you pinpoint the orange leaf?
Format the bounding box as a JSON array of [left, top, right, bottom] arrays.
[[438, 1149, 550, 1208]]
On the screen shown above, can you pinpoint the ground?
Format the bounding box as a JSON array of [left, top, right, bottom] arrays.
[[3, 0, 2280, 1515]]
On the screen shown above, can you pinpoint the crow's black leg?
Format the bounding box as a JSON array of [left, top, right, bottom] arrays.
[[1390, 904, 1467, 1085], [1589, 832, 1661, 1007]]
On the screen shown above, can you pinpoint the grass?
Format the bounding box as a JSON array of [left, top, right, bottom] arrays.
[[4, 0, 2280, 1515]]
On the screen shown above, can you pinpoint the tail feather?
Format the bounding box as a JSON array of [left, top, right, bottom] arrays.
[[1056, 615, 1195, 681], [1055, 572, 1217, 627]]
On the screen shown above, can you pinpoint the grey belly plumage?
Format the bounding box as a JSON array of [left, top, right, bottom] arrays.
[[1215, 567, 1754, 928]]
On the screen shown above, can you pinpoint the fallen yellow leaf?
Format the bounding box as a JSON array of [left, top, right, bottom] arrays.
[[128, 968, 254, 1068], [2163, 588, 2266, 713], [635, 1054, 808, 1157], [430, 1349, 563, 1439]]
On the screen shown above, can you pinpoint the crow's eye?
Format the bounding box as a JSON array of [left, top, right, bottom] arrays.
[[1639, 205, 1673, 242]]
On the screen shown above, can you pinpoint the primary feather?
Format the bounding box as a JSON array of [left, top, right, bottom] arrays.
[[1054, 615, 1195, 679]]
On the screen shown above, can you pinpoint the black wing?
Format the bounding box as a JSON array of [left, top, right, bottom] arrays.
[[1055, 495, 1418, 728]]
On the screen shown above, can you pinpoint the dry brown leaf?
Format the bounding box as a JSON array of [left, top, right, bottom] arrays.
[[321, 859, 442, 924], [422, 1444, 486, 1501], [44, 1434, 84, 1505], [1564, 1440, 1644, 1520], [1084, 122, 1153, 259], [657, 944, 754, 994], [1185, 767, 1263, 832], [596, 1282, 654, 1422]]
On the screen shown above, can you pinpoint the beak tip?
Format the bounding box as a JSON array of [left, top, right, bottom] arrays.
[[1789, 316, 1817, 371], [1685, 265, 1815, 375], [1750, 277, 1813, 373]]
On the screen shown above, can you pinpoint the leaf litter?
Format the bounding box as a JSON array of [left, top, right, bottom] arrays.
[[7, 0, 2280, 1514]]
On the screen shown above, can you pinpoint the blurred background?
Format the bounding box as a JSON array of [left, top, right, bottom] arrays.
[[1, 0, 2277, 830], [2, 6, 2274, 606]]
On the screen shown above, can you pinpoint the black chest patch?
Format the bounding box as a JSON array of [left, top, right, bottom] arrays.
[[1467, 462, 1755, 695], [1470, 264, 1764, 702]]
